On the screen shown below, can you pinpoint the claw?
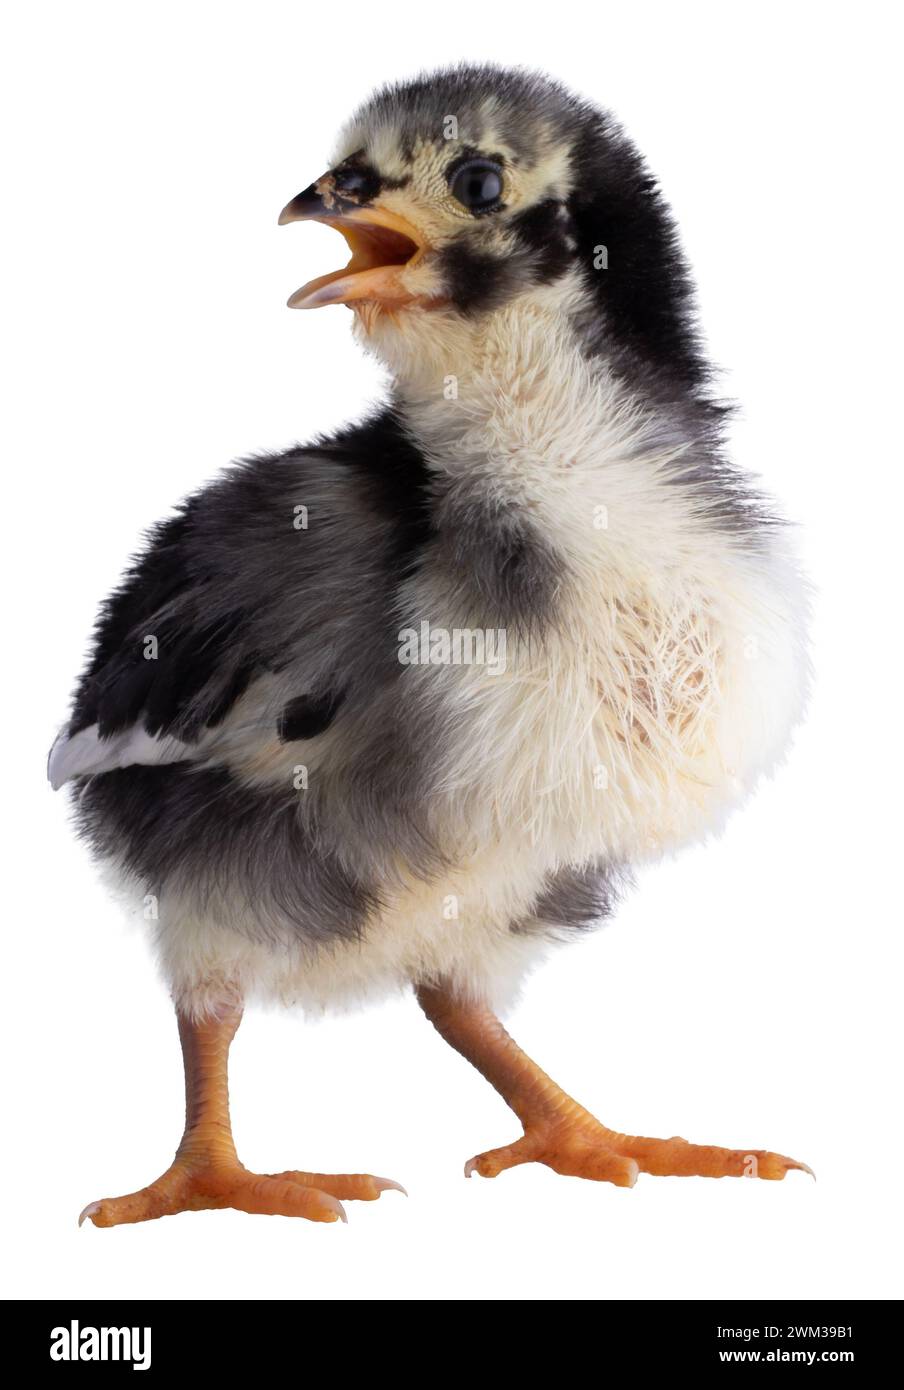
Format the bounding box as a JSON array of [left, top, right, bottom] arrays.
[[621, 1158, 640, 1187], [78, 1200, 101, 1228], [774, 1156, 815, 1181], [765, 1155, 816, 1181], [373, 1177, 408, 1196]]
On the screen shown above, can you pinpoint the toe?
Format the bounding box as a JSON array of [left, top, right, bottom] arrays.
[[79, 1169, 194, 1227], [555, 1148, 639, 1186], [272, 1171, 407, 1201], [615, 1135, 813, 1180], [466, 1134, 639, 1187], [465, 1137, 533, 1179], [220, 1173, 347, 1222]]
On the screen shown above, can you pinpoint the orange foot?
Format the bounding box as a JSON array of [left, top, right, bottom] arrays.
[[80, 1006, 407, 1228], [80, 1162, 406, 1227], [465, 1118, 813, 1186], [417, 984, 812, 1191]]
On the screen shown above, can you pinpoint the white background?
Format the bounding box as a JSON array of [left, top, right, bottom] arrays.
[[3, 1, 902, 1302]]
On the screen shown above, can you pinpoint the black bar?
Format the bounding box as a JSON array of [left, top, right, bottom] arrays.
[[2, 1299, 898, 1373]]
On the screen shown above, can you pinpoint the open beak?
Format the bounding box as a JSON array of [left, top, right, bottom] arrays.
[[279, 176, 427, 310]]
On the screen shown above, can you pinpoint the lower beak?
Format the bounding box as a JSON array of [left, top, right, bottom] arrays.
[[279, 179, 427, 310]]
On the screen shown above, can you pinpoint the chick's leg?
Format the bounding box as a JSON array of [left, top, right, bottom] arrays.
[[417, 983, 810, 1185], [80, 1004, 403, 1227]]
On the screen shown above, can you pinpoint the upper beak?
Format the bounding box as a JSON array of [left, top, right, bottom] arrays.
[[278, 175, 427, 310]]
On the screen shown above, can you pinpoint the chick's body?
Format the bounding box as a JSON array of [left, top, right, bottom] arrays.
[[53, 67, 811, 1226]]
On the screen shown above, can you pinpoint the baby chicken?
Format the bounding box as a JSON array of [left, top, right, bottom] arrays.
[[51, 65, 811, 1226]]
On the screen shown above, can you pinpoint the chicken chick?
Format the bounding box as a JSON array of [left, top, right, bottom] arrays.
[[51, 65, 811, 1227]]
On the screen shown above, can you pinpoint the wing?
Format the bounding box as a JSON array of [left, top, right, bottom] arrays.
[[48, 499, 271, 788], [49, 410, 434, 790]]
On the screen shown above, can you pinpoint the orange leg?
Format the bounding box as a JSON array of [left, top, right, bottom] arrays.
[[80, 1004, 404, 1227], [417, 983, 812, 1185]]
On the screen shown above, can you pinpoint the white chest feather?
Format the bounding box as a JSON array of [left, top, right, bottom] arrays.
[[395, 292, 809, 868]]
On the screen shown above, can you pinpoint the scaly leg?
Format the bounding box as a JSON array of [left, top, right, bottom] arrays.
[[417, 983, 812, 1185], [80, 1003, 404, 1226]]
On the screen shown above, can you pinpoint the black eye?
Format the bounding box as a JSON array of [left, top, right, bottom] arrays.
[[449, 160, 503, 212], [332, 163, 379, 201], [336, 169, 369, 194]]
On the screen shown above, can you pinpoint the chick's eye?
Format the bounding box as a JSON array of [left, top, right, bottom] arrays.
[[449, 160, 503, 212], [336, 169, 369, 194]]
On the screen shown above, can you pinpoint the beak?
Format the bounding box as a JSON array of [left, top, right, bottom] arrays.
[[279, 174, 427, 310]]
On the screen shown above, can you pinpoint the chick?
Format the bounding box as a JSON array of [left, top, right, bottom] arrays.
[[51, 65, 811, 1227]]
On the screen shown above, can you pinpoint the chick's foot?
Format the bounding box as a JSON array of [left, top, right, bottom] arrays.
[[79, 1003, 405, 1228], [418, 982, 811, 1188], [80, 1163, 404, 1227]]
